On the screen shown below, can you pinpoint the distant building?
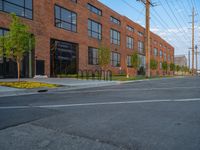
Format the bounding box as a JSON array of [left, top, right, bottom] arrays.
[[174, 55, 187, 67]]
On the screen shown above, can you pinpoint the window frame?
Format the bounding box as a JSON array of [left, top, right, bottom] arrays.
[[0, 0, 33, 19], [87, 3, 102, 16], [138, 41, 144, 53], [88, 47, 98, 65], [126, 36, 134, 49], [110, 29, 120, 45], [110, 16, 121, 25], [88, 19, 102, 40], [126, 25, 134, 32], [111, 52, 121, 67], [127, 55, 132, 67], [54, 4, 77, 33]]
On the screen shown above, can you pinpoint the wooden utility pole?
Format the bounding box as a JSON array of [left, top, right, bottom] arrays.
[[192, 7, 195, 75], [188, 50, 190, 69], [145, 0, 151, 78], [137, 0, 153, 78]]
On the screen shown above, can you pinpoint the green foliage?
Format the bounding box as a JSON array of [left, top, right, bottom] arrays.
[[98, 46, 110, 69], [162, 61, 168, 71], [170, 63, 175, 71], [181, 66, 189, 73], [150, 59, 158, 70], [176, 65, 181, 72], [131, 52, 140, 69], [0, 14, 35, 81]]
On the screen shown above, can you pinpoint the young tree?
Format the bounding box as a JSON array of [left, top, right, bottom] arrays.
[[162, 61, 168, 75], [131, 52, 140, 70], [150, 59, 158, 70], [98, 46, 110, 70], [170, 63, 175, 72], [176, 65, 180, 72], [0, 14, 34, 81]]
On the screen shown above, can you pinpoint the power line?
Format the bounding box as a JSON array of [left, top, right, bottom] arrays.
[[164, 0, 189, 41]]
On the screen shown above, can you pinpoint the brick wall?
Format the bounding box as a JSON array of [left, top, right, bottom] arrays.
[[0, 0, 174, 77]]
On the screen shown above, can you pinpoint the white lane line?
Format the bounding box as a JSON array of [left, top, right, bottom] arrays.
[[56, 86, 200, 94], [0, 98, 200, 109]]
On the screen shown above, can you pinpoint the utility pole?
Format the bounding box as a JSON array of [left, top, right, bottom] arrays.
[[192, 7, 195, 75], [145, 0, 151, 78], [195, 45, 198, 74], [188, 50, 190, 69], [137, 0, 154, 78]]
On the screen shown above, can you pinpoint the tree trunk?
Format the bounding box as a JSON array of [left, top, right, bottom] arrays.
[[17, 61, 21, 82]]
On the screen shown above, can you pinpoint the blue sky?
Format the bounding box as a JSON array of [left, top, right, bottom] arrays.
[[99, 0, 200, 68]]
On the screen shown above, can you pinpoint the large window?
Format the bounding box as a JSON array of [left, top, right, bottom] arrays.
[[0, 0, 33, 19], [110, 16, 120, 25], [127, 55, 132, 67], [126, 25, 134, 32], [138, 41, 144, 53], [160, 62, 162, 69], [154, 48, 158, 56], [71, 0, 77, 3], [88, 47, 98, 65], [88, 19, 102, 40], [168, 55, 170, 61], [127, 36, 134, 49], [0, 28, 8, 64], [50, 39, 77, 76], [138, 54, 145, 68], [160, 50, 163, 58], [138, 31, 144, 37], [87, 3, 102, 16], [164, 52, 166, 61], [110, 29, 120, 45], [55, 5, 77, 32], [111, 52, 120, 67]]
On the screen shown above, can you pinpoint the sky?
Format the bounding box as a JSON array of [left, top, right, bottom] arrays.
[[99, 0, 200, 69]]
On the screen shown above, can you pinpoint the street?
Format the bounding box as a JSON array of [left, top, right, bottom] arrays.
[[0, 77, 200, 150]]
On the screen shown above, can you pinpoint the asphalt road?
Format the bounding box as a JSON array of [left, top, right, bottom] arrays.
[[0, 77, 200, 150]]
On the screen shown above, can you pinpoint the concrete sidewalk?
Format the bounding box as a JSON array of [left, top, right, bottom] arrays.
[[0, 78, 119, 97]]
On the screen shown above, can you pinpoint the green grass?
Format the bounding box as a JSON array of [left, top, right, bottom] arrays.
[[0, 81, 60, 89]]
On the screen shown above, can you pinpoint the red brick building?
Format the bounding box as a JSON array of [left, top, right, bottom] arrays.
[[0, 0, 174, 78]]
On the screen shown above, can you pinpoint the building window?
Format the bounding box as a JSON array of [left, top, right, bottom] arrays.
[[55, 5, 77, 32], [88, 19, 102, 40], [0, 0, 33, 19], [138, 41, 144, 53], [87, 3, 102, 16], [111, 52, 120, 67], [160, 50, 162, 58], [50, 39, 78, 76], [164, 52, 166, 61], [168, 55, 170, 61], [110, 16, 120, 25], [71, 0, 77, 3], [138, 54, 145, 68], [160, 62, 162, 69], [0, 28, 8, 55], [88, 47, 98, 65], [126, 25, 134, 32], [126, 36, 133, 49], [138, 31, 144, 37], [110, 29, 120, 45], [127, 55, 132, 67], [154, 48, 158, 56]]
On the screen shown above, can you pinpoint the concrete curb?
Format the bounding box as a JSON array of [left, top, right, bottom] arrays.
[[0, 82, 119, 98]]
